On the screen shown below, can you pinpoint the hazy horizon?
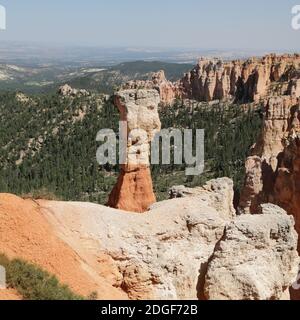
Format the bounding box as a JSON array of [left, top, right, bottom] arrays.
[[0, 0, 300, 51]]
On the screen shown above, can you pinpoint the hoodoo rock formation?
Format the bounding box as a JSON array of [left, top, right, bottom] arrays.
[[239, 95, 300, 252], [177, 54, 300, 103], [121, 54, 300, 106], [107, 89, 161, 213]]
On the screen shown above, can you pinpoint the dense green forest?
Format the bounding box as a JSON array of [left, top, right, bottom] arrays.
[[0, 91, 262, 204], [154, 101, 262, 201]]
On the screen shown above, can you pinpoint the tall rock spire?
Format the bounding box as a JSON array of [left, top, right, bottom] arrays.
[[107, 89, 161, 213]]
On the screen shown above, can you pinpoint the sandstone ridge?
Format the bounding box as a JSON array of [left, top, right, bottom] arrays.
[[1, 178, 298, 300]]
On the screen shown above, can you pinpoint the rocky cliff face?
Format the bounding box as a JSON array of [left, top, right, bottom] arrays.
[[177, 54, 300, 103], [273, 135, 300, 252], [122, 70, 178, 105], [107, 89, 161, 213], [121, 54, 300, 105], [205, 204, 299, 300], [239, 95, 300, 251], [38, 178, 298, 300], [1, 178, 299, 300]]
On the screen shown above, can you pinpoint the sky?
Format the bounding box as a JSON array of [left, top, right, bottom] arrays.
[[0, 0, 300, 50]]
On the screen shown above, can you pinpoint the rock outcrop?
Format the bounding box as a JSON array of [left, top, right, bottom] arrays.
[[1, 178, 299, 300], [168, 178, 236, 220], [38, 179, 298, 300], [177, 54, 300, 103], [273, 135, 300, 252], [58, 84, 90, 97], [119, 54, 300, 105], [122, 70, 178, 105], [0, 194, 127, 299], [239, 96, 300, 251], [205, 204, 299, 300], [41, 178, 235, 300], [239, 95, 300, 210], [107, 89, 161, 213]]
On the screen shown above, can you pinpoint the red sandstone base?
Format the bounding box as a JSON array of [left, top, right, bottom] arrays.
[[107, 166, 156, 213]]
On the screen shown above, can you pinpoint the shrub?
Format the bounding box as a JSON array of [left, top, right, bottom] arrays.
[[1, 254, 83, 300]]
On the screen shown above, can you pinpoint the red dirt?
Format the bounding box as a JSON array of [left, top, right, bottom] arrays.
[[0, 194, 127, 300]]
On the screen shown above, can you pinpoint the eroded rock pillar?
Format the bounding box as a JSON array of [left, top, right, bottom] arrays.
[[107, 89, 161, 213]]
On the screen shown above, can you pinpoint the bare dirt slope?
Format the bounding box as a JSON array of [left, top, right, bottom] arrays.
[[0, 194, 127, 299]]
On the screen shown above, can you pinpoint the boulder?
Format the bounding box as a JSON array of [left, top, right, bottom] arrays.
[[205, 204, 299, 300]]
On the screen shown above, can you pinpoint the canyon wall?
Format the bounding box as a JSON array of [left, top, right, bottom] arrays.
[[1, 181, 299, 300], [107, 89, 161, 213], [122, 54, 300, 105], [178, 54, 300, 103], [239, 96, 300, 251]]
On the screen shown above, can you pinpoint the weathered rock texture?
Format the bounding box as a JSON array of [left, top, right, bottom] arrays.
[[40, 180, 299, 300], [122, 70, 178, 105], [274, 136, 300, 250], [239, 96, 300, 250], [168, 178, 236, 220], [121, 55, 300, 105], [0, 289, 21, 301], [107, 89, 161, 213], [205, 204, 299, 300], [41, 178, 236, 300], [0, 194, 127, 299], [1, 178, 299, 300], [177, 54, 300, 103]]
